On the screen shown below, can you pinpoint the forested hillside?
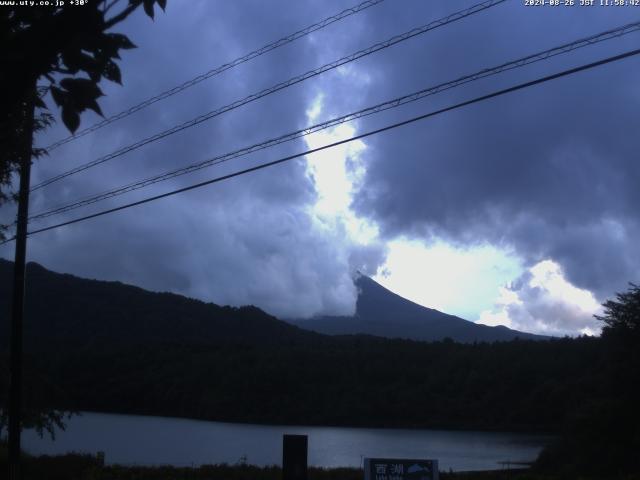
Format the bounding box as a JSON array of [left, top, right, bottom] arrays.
[[2, 260, 638, 476], [0, 259, 599, 433], [0, 259, 320, 350]]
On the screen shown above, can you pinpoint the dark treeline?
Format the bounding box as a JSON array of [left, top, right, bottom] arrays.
[[1, 333, 635, 477], [1, 336, 603, 432], [1, 261, 639, 476]]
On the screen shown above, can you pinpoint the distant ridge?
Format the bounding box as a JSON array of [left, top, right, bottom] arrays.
[[0, 259, 542, 350], [0, 258, 320, 350], [289, 274, 545, 342], [0, 259, 586, 434]]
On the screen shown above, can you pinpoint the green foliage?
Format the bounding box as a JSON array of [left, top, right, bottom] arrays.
[[0, 355, 74, 441], [596, 283, 640, 338], [0, 260, 604, 434], [0, 408, 70, 442], [535, 283, 640, 477], [0, 440, 6, 465], [0, 87, 52, 211], [16, 338, 603, 432], [2, 261, 639, 476], [0, 449, 102, 480], [1, 451, 638, 480], [0, 0, 167, 235], [1, 0, 166, 129]]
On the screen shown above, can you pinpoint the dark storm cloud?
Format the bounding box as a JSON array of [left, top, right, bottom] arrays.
[[344, 0, 640, 300], [1, 0, 389, 318], [3, 0, 636, 319]]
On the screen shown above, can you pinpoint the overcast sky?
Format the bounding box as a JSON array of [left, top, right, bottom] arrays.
[[1, 0, 639, 336]]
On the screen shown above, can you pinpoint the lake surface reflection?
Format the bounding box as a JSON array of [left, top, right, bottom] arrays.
[[23, 412, 552, 472]]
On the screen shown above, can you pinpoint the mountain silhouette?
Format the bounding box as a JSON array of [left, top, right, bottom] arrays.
[[289, 273, 544, 342], [0, 259, 542, 350], [0, 259, 320, 351], [0, 259, 588, 433]]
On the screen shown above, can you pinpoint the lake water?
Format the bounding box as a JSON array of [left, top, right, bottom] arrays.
[[22, 412, 552, 472]]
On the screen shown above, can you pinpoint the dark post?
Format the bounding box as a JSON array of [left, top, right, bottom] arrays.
[[8, 83, 36, 480], [282, 434, 308, 480]]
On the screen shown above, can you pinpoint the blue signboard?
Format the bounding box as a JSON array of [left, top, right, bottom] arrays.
[[364, 458, 439, 480]]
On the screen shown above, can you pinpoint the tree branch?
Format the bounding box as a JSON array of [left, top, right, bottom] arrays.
[[104, 2, 139, 29], [104, 0, 124, 15]]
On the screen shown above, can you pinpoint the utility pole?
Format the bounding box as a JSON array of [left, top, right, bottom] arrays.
[[7, 83, 36, 480]]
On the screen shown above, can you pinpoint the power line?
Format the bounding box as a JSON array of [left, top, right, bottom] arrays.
[[30, 0, 506, 192], [2, 47, 635, 245], [41, 0, 386, 152], [27, 20, 640, 222]]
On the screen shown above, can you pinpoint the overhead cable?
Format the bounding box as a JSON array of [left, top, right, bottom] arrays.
[[1, 47, 634, 244], [28, 20, 640, 221], [42, 0, 387, 152], [31, 0, 506, 191]]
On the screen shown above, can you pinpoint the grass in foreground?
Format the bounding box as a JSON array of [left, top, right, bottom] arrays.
[[1, 447, 639, 480]]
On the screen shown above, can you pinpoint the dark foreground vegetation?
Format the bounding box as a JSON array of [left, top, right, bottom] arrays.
[[0, 335, 604, 432], [1, 445, 639, 480], [1, 261, 639, 477]]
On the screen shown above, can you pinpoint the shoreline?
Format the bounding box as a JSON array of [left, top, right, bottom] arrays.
[[18, 413, 550, 474], [1, 444, 545, 480]]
